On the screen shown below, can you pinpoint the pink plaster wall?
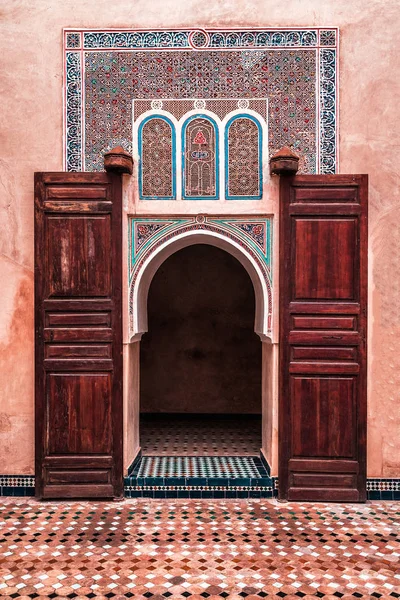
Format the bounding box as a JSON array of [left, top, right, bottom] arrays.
[[0, 0, 399, 476]]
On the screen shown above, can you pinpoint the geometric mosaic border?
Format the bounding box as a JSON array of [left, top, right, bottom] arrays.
[[124, 455, 277, 499], [0, 476, 35, 497], [128, 216, 273, 335], [64, 27, 338, 175], [2, 476, 399, 500]]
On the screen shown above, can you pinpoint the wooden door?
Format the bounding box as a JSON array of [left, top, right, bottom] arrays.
[[34, 172, 123, 499], [279, 175, 368, 502]]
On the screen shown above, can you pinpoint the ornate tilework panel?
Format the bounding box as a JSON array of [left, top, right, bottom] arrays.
[[183, 116, 218, 198], [75, 28, 339, 49], [320, 48, 337, 173], [82, 49, 317, 173], [134, 98, 268, 122], [208, 29, 318, 48], [128, 216, 273, 335], [139, 116, 175, 199], [65, 51, 82, 171], [226, 116, 261, 198], [229, 222, 267, 253], [64, 29, 338, 174]]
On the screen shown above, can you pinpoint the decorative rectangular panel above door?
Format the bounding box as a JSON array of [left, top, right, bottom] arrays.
[[279, 175, 368, 502], [64, 28, 338, 175], [34, 172, 123, 499]]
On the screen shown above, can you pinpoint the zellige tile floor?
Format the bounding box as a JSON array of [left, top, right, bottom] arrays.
[[140, 414, 262, 456], [136, 455, 262, 478], [0, 498, 399, 599]]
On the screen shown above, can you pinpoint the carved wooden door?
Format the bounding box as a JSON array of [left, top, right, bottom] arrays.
[[34, 172, 123, 499], [279, 175, 368, 501]]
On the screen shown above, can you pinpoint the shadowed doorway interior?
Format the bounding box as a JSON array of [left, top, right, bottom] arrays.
[[140, 244, 262, 457]]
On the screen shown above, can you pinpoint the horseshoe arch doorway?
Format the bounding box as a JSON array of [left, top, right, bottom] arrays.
[[124, 227, 277, 479]]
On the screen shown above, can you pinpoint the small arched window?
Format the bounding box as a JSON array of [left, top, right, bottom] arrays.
[[138, 116, 176, 199], [225, 115, 262, 199], [182, 115, 219, 199]]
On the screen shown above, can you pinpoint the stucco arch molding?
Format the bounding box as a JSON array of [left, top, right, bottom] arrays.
[[128, 217, 273, 342]]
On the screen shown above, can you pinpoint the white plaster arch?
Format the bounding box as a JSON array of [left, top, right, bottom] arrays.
[[221, 107, 268, 129], [177, 108, 222, 125], [129, 228, 271, 343]]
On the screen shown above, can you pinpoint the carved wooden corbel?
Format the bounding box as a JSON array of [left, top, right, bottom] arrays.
[[269, 146, 299, 176], [104, 146, 134, 174]]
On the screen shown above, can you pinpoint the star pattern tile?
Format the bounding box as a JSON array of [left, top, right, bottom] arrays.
[[0, 499, 399, 599]]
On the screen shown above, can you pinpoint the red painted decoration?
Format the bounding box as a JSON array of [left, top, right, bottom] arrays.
[[193, 130, 207, 145]]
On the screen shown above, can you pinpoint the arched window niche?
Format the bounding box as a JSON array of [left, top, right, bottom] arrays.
[[225, 114, 263, 200], [138, 115, 176, 200], [182, 114, 219, 200]]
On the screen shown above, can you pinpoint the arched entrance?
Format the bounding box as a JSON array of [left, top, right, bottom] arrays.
[[124, 225, 278, 481], [140, 244, 262, 456]]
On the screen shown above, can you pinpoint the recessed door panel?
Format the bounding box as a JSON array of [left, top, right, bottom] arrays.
[[291, 376, 355, 459], [293, 218, 357, 301], [46, 215, 111, 297], [47, 373, 112, 455]]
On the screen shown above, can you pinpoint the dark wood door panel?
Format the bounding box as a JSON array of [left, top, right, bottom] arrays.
[[291, 186, 359, 203], [47, 372, 112, 455], [290, 472, 357, 489], [47, 185, 109, 200], [43, 328, 113, 342], [289, 363, 359, 374], [45, 470, 111, 484], [46, 215, 112, 297], [280, 174, 367, 502], [289, 331, 359, 345], [45, 345, 112, 359], [291, 376, 356, 459], [292, 316, 356, 330], [289, 302, 360, 314], [291, 346, 357, 361], [293, 217, 358, 301], [35, 171, 123, 499], [46, 313, 112, 327]]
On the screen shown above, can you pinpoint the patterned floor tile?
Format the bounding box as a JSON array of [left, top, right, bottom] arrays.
[[140, 414, 262, 456], [0, 499, 399, 598], [137, 456, 262, 478]]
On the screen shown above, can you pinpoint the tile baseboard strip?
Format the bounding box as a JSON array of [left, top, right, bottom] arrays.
[[125, 486, 276, 499], [0, 475, 35, 497], [0, 475, 399, 500]]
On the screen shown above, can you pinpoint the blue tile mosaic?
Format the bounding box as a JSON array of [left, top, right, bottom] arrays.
[[124, 455, 276, 499]]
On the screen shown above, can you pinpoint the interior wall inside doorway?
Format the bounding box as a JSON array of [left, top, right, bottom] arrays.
[[140, 244, 261, 414]]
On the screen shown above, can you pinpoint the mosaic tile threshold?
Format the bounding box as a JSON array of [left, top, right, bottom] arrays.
[[137, 456, 263, 478], [125, 455, 275, 498], [0, 498, 399, 599]]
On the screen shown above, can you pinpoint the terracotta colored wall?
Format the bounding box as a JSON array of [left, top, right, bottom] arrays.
[[0, 0, 399, 476], [140, 245, 261, 414]]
